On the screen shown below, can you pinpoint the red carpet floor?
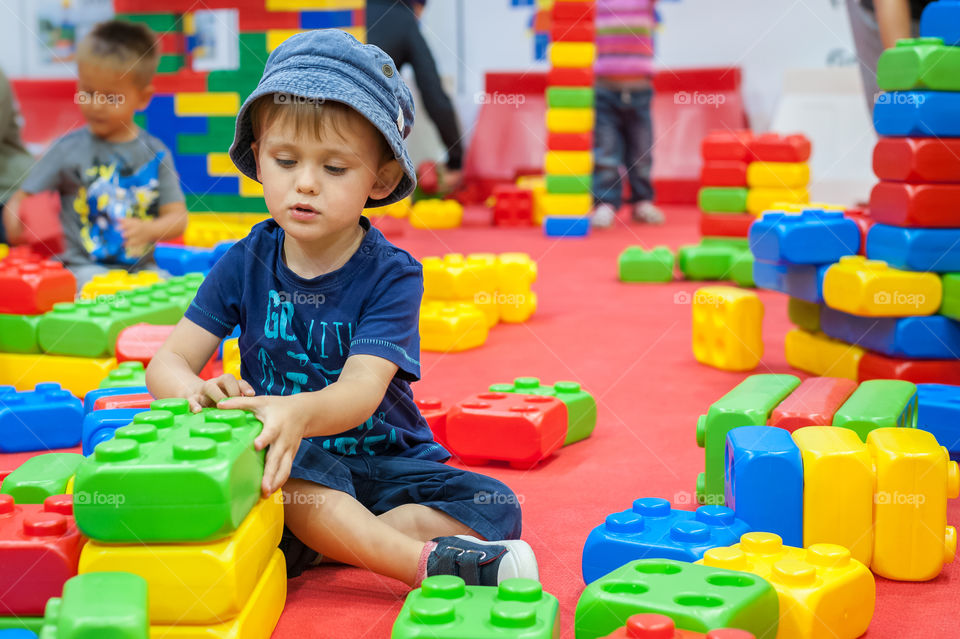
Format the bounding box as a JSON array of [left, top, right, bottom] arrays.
[[274, 204, 959, 638]]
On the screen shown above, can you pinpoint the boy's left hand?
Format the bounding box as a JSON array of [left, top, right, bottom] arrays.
[[217, 394, 307, 497], [118, 217, 155, 254]]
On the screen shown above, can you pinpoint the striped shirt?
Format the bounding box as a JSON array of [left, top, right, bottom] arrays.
[[595, 0, 656, 84]]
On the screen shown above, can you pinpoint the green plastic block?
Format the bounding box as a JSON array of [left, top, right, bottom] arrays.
[[73, 398, 264, 542], [701, 236, 750, 250], [178, 117, 236, 154], [618, 246, 675, 283], [832, 379, 918, 441], [39, 572, 148, 639], [787, 297, 821, 332], [545, 174, 592, 194], [698, 187, 748, 214], [157, 54, 184, 74], [98, 362, 147, 390], [677, 244, 742, 281], [729, 252, 755, 288], [392, 576, 559, 639], [488, 377, 597, 444], [0, 453, 83, 504], [940, 273, 960, 320], [115, 12, 181, 32], [114, 274, 204, 314], [0, 617, 43, 633], [0, 314, 41, 353], [206, 34, 268, 98], [695, 374, 800, 505], [546, 86, 594, 108], [186, 194, 269, 214], [878, 37, 960, 91], [575, 559, 779, 639]]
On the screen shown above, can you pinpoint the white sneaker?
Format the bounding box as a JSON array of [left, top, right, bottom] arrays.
[[633, 201, 665, 224], [427, 535, 540, 584], [590, 203, 618, 228]]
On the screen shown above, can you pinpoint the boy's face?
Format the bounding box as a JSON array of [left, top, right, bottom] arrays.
[[76, 60, 153, 143], [253, 112, 399, 248]]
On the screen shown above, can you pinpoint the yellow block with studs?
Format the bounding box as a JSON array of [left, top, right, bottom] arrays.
[[266, 0, 364, 9], [207, 153, 263, 197], [549, 42, 596, 68], [546, 108, 594, 134], [184, 215, 256, 248], [174, 92, 240, 117], [746, 162, 810, 189], [692, 286, 763, 372], [366, 197, 412, 218], [540, 192, 592, 217], [410, 200, 463, 229], [0, 244, 8, 260], [80, 270, 163, 301], [0, 352, 116, 397], [420, 301, 488, 352], [545, 150, 593, 175], [747, 187, 809, 216], [223, 337, 240, 379], [784, 329, 863, 380], [822, 255, 942, 317]]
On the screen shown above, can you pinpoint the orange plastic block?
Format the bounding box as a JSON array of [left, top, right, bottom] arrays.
[[692, 286, 763, 372]]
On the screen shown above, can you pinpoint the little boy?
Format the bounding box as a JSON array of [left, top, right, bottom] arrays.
[[146, 30, 537, 588], [2, 20, 187, 287]]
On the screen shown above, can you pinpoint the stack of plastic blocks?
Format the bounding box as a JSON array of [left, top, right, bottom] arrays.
[[488, 376, 597, 444], [698, 130, 755, 239], [73, 399, 286, 637], [542, 0, 595, 238]]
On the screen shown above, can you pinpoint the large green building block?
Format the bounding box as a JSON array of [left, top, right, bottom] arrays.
[[729, 252, 755, 288], [0, 617, 43, 633], [187, 194, 270, 214], [698, 187, 748, 214], [701, 236, 750, 250], [877, 37, 960, 91], [832, 379, 917, 441], [73, 398, 264, 542], [546, 87, 594, 108], [111, 274, 204, 315], [677, 244, 744, 281], [40, 572, 148, 639], [115, 12, 181, 33], [787, 297, 821, 332], [575, 558, 778, 639], [157, 54, 184, 74], [940, 273, 960, 320], [392, 576, 558, 639], [98, 362, 147, 390], [545, 174, 591, 194], [488, 377, 597, 445], [695, 374, 800, 505], [206, 33, 268, 99], [0, 314, 41, 353], [0, 453, 83, 504], [178, 117, 236, 154], [618, 246, 675, 283]]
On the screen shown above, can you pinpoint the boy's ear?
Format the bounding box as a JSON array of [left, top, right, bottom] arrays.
[[136, 84, 155, 110], [251, 141, 262, 182], [369, 160, 404, 201]]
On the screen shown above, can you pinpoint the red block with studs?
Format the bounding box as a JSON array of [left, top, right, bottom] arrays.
[[768, 377, 857, 432], [700, 161, 748, 187], [551, 20, 596, 42], [869, 181, 960, 227], [548, 132, 593, 151], [115, 323, 218, 378], [415, 398, 448, 447], [749, 133, 811, 163], [602, 614, 755, 638], [873, 137, 960, 183], [701, 130, 754, 162], [0, 494, 84, 617], [548, 67, 594, 87], [858, 352, 960, 384], [492, 186, 534, 227], [0, 260, 75, 315], [699, 212, 754, 237], [92, 393, 154, 412], [445, 393, 567, 469], [551, 1, 596, 22]]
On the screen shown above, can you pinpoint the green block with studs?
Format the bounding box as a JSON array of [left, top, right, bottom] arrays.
[[157, 54, 184, 74], [0, 617, 43, 633], [730, 251, 755, 288], [73, 398, 264, 542], [178, 117, 236, 154], [0, 452, 83, 504], [115, 12, 181, 33], [575, 558, 778, 639], [488, 377, 597, 444], [392, 576, 559, 639], [939, 273, 960, 320], [787, 297, 822, 332], [186, 194, 270, 214], [698, 187, 748, 214], [878, 37, 960, 91], [546, 87, 595, 108], [0, 314, 41, 353], [113, 273, 204, 315], [40, 572, 149, 639], [545, 174, 591, 194], [677, 244, 743, 281], [618, 246, 675, 283], [832, 379, 918, 441], [98, 361, 148, 389]]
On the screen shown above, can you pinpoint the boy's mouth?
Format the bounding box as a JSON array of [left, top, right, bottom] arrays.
[[290, 204, 319, 219]]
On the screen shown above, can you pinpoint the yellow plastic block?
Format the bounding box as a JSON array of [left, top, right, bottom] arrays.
[[65, 475, 74, 494], [747, 187, 809, 216], [150, 548, 286, 639], [174, 93, 240, 117], [223, 337, 240, 379], [784, 329, 863, 381], [746, 162, 810, 189], [516, 176, 547, 224], [867, 428, 959, 581], [410, 200, 463, 229], [497, 289, 538, 324], [541, 192, 591, 217], [545, 150, 593, 175], [365, 196, 412, 218], [342, 26, 366, 43], [423, 254, 498, 301], [771, 201, 846, 213], [549, 42, 596, 68], [184, 216, 256, 248], [496, 252, 538, 295], [0, 244, 8, 260], [546, 108, 594, 134], [822, 255, 942, 317], [80, 492, 282, 625], [266, 29, 303, 52], [0, 352, 116, 397], [700, 532, 875, 639], [266, 0, 364, 9], [691, 286, 763, 372], [420, 301, 488, 352], [80, 270, 163, 301], [792, 426, 874, 566]]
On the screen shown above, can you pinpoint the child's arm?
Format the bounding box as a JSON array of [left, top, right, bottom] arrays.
[[119, 201, 189, 254], [219, 353, 398, 496], [1, 190, 26, 244], [145, 316, 255, 411]]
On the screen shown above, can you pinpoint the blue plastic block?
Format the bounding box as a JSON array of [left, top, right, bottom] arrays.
[[0, 384, 83, 453], [920, 0, 960, 45], [82, 386, 150, 415], [534, 32, 550, 62], [749, 210, 859, 265], [154, 244, 216, 276], [300, 9, 355, 28], [171, 154, 239, 195], [581, 497, 751, 584], [544, 216, 589, 237], [0, 631, 37, 638], [81, 408, 148, 456], [874, 91, 960, 137], [212, 241, 235, 264], [752, 261, 828, 303], [916, 383, 960, 460], [724, 425, 803, 547], [865, 224, 960, 272], [138, 96, 206, 152], [820, 306, 960, 359]]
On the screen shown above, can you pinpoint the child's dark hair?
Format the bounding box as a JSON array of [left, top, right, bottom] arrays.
[[76, 20, 160, 87]]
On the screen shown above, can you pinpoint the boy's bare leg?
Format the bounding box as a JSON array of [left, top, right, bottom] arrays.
[[377, 503, 478, 542]]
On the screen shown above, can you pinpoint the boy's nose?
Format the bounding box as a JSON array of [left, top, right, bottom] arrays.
[[295, 169, 321, 195]]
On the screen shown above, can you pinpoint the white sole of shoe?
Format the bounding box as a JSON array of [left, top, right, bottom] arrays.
[[454, 535, 540, 582]]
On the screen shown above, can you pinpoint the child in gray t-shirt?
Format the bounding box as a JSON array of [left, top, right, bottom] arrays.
[[2, 20, 187, 288]]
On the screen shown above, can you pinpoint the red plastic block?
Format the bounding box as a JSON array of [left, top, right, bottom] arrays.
[[548, 132, 593, 151], [416, 398, 448, 447], [548, 67, 594, 87], [153, 69, 208, 94], [445, 393, 567, 468], [157, 32, 183, 55], [858, 352, 960, 384], [701, 130, 754, 162], [873, 137, 960, 183], [749, 133, 811, 163], [115, 323, 217, 378], [870, 181, 960, 227], [768, 377, 857, 432], [0, 261, 75, 315], [492, 186, 534, 227], [92, 393, 154, 411], [551, 1, 596, 22], [699, 212, 754, 237], [239, 7, 300, 30], [551, 20, 596, 42], [418, 161, 439, 195], [0, 494, 84, 617], [602, 614, 755, 638], [700, 161, 748, 187], [844, 207, 873, 256]]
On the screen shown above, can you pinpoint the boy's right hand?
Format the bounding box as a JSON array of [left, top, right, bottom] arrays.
[[188, 374, 255, 412]]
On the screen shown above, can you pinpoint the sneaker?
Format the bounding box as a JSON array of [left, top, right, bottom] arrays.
[[590, 203, 618, 228], [426, 535, 539, 585], [633, 200, 665, 224]]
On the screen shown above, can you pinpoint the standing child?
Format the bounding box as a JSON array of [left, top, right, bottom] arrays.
[[590, 0, 664, 228], [2, 20, 187, 287], [145, 30, 538, 587], [0, 68, 35, 246]]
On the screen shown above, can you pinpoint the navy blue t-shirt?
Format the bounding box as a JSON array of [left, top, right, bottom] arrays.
[[184, 217, 448, 461]]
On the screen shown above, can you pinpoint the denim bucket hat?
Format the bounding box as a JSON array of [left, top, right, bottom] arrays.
[[229, 29, 416, 207]]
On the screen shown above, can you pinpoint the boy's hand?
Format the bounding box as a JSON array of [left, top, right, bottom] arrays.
[[188, 374, 255, 412], [217, 394, 307, 496], [118, 217, 156, 254]]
